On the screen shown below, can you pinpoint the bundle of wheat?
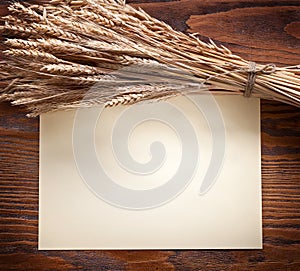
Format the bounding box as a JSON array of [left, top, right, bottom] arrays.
[[0, 0, 299, 116]]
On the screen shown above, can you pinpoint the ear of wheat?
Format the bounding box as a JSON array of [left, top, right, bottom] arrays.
[[0, 0, 299, 117]]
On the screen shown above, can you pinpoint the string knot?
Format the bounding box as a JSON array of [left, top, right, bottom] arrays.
[[244, 62, 276, 97]]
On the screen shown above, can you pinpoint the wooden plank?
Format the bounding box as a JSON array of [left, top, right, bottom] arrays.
[[0, 0, 299, 270]]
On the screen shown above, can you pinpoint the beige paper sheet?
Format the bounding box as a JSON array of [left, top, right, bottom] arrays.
[[39, 95, 262, 249]]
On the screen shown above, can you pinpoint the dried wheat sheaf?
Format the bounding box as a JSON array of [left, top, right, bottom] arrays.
[[0, 0, 299, 116]]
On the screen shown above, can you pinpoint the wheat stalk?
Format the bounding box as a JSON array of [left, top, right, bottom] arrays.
[[0, 0, 299, 117], [3, 48, 61, 63]]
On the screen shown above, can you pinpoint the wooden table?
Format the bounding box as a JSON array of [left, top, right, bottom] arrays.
[[0, 0, 299, 270]]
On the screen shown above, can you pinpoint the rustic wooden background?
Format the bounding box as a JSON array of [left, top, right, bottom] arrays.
[[0, 0, 299, 270]]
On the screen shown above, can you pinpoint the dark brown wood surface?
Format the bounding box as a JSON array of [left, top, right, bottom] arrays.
[[0, 0, 300, 270]]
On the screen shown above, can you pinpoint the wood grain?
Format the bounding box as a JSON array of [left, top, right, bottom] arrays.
[[0, 0, 299, 270]]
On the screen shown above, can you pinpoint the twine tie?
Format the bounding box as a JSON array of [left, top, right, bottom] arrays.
[[244, 62, 276, 97]]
